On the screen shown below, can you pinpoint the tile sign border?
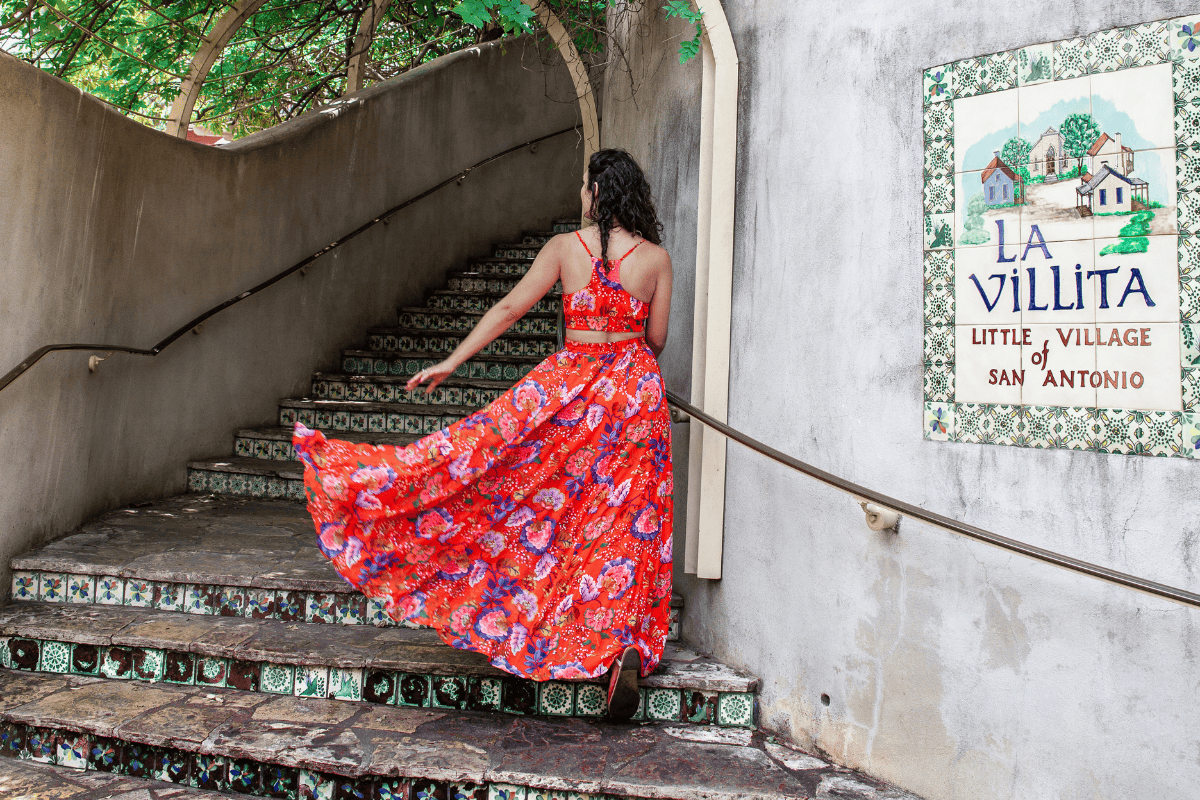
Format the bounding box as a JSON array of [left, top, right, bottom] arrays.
[[922, 15, 1200, 457]]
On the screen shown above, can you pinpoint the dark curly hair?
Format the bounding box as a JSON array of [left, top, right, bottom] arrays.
[[585, 148, 663, 267]]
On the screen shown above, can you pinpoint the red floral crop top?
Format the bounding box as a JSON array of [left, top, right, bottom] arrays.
[[563, 231, 650, 333]]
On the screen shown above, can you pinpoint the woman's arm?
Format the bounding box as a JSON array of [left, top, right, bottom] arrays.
[[644, 251, 673, 358], [407, 235, 565, 390]]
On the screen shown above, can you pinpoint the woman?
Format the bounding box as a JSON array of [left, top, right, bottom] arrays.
[[292, 148, 673, 721]]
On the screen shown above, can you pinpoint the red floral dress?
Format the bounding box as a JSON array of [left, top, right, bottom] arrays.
[[293, 240, 672, 681]]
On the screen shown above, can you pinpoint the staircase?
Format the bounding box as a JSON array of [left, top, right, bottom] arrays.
[[0, 220, 921, 800]]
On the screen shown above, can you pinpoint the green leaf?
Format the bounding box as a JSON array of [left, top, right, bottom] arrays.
[[451, 0, 491, 28], [678, 31, 701, 63], [663, 0, 702, 24]]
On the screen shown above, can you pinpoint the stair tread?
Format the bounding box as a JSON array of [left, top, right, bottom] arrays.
[[0, 758, 241, 798], [0, 669, 850, 800], [237, 427, 421, 447], [0, 601, 737, 689], [187, 457, 304, 480], [13, 496, 685, 601]]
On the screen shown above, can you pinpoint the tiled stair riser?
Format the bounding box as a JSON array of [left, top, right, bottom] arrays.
[[187, 469, 305, 501], [11, 572, 684, 641], [427, 294, 558, 314], [311, 379, 506, 407], [447, 276, 559, 294], [0, 722, 632, 800], [276, 407, 465, 437], [0, 640, 748, 726], [365, 333, 558, 358], [341, 356, 537, 381], [466, 261, 537, 277], [395, 311, 555, 335]]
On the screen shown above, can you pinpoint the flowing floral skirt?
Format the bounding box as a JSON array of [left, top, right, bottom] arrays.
[[292, 338, 673, 681]]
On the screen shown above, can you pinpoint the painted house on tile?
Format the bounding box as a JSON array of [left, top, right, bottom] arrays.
[[1030, 126, 1068, 178], [1075, 162, 1149, 214], [982, 152, 1019, 207], [1087, 132, 1134, 174]]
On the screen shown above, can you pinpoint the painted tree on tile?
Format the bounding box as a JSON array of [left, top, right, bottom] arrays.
[[1060, 113, 1101, 175]]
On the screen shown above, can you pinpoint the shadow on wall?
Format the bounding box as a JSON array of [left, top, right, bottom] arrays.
[[0, 36, 585, 590]]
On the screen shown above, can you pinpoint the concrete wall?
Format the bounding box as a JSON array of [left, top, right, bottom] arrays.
[[604, 2, 1200, 799], [0, 38, 584, 590]]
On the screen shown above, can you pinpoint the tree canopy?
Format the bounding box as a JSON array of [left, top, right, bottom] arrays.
[[0, 0, 701, 136]]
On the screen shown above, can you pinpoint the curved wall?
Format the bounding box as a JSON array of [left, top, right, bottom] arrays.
[[604, 2, 1199, 800], [0, 37, 584, 587]]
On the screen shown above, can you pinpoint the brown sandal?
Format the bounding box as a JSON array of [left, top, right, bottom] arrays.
[[606, 646, 641, 721]]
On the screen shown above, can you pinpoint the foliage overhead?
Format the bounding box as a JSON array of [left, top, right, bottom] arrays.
[[0, 0, 703, 136]]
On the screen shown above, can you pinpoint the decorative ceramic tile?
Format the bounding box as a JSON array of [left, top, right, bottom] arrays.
[[1181, 411, 1200, 455], [1053, 36, 1091, 79], [488, 785, 527, 800], [195, 657, 228, 690], [537, 682, 574, 716], [8, 638, 39, 670], [1170, 16, 1200, 62], [147, 580, 180, 611], [1184, 368, 1200, 410], [260, 663, 295, 694], [96, 576, 124, 605], [10, 572, 37, 601], [683, 690, 718, 724], [451, 782, 488, 800], [469, 677, 502, 711], [1095, 408, 1183, 455], [924, 213, 954, 249], [334, 595, 366, 626], [192, 754, 227, 791], [717, 692, 756, 727], [366, 597, 391, 626], [64, 574, 94, 604], [38, 573, 66, 603], [329, 667, 363, 701], [300, 770, 335, 800], [1018, 43, 1054, 86], [306, 593, 337, 624], [645, 688, 681, 721], [183, 585, 214, 615], [924, 64, 954, 104], [215, 587, 246, 617], [70, 643, 100, 675], [431, 676, 469, 710], [26, 728, 55, 763], [37, 640, 70, 673], [924, 174, 954, 215], [57, 731, 89, 770], [924, 401, 954, 441], [245, 588, 277, 619], [294, 665, 329, 698]]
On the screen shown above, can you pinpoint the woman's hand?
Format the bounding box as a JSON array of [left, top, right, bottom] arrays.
[[406, 360, 456, 392]]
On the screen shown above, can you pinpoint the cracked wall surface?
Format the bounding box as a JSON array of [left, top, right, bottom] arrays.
[[603, 1, 1200, 799]]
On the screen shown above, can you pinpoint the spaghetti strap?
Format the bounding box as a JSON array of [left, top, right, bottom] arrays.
[[575, 230, 595, 258], [617, 240, 643, 262]]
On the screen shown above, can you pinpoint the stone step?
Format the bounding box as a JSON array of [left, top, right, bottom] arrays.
[[424, 292, 558, 315], [446, 275, 560, 295], [12, 496, 683, 641], [0, 668, 902, 800], [235, 428, 420, 462], [489, 244, 539, 260], [341, 351, 540, 382], [310, 373, 511, 408], [460, 259, 537, 278], [394, 308, 556, 335], [0, 757, 242, 798], [363, 330, 558, 359], [0, 603, 745, 726], [186, 458, 304, 501]]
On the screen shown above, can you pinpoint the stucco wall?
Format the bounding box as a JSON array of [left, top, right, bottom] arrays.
[[604, 2, 1200, 799], [0, 38, 584, 590]]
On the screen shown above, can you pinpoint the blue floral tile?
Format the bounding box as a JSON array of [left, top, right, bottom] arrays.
[[487, 785, 527, 800], [96, 577, 124, 606], [299, 769, 335, 800], [245, 588, 277, 620], [56, 730, 89, 770], [11, 571, 38, 601], [923, 64, 954, 104], [153, 582, 186, 612], [1170, 16, 1200, 62], [26, 728, 55, 763], [366, 597, 391, 626], [124, 579, 153, 607], [924, 402, 954, 441], [183, 584, 215, 615], [334, 594, 366, 626], [64, 574, 95, 604]]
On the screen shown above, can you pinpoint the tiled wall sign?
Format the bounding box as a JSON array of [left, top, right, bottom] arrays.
[[923, 16, 1200, 457]]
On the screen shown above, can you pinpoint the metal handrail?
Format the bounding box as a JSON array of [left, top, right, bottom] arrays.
[[665, 391, 1200, 610], [0, 125, 583, 394]]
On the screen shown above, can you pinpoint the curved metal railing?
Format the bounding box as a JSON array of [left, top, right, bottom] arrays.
[[0, 125, 583, 394], [665, 391, 1200, 610]]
